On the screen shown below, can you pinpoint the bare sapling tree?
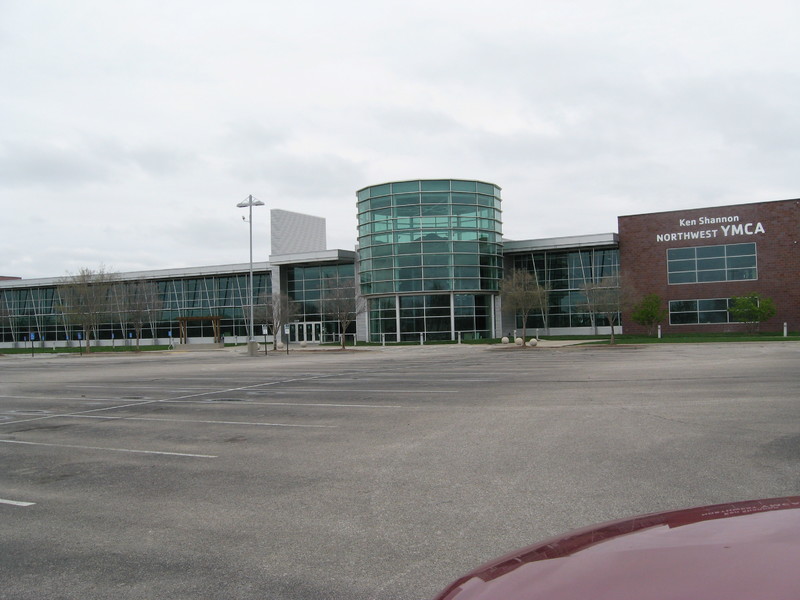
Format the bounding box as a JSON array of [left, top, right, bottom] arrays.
[[580, 275, 622, 344], [57, 267, 117, 353], [111, 282, 130, 344], [257, 292, 301, 350], [0, 305, 12, 341], [500, 268, 550, 346], [121, 279, 163, 349], [321, 277, 365, 349]]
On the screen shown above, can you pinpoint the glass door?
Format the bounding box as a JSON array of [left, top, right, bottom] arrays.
[[290, 322, 321, 343]]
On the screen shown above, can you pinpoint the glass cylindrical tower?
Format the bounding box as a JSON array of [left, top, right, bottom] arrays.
[[356, 179, 502, 342]]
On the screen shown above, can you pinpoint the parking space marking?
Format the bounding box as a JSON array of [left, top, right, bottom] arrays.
[[244, 401, 403, 409], [164, 374, 344, 401], [0, 373, 377, 428], [258, 389, 453, 394], [0, 396, 139, 403], [0, 439, 217, 458], [0, 399, 159, 426], [69, 415, 337, 428], [162, 400, 403, 408], [0, 498, 36, 507]]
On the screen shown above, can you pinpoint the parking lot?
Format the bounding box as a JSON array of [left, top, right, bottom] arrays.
[[1, 342, 799, 599]]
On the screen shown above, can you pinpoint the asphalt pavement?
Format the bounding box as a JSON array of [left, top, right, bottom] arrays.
[[1, 342, 798, 599]]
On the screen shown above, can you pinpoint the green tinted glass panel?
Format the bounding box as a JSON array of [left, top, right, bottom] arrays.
[[670, 312, 698, 324], [421, 203, 449, 216], [697, 257, 725, 270], [396, 242, 421, 254], [421, 180, 450, 191], [372, 257, 393, 269], [371, 245, 393, 257], [670, 300, 698, 312], [394, 231, 417, 243], [396, 267, 422, 279], [699, 311, 727, 323], [394, 218, 415, 229], [452, 193, 477, 205], [696, 246, 725, 258], [394, 193, 420, 205], [370, 196, 391, 210], [726, 243, 756, 256], [392, 181, 419, 193], [452, 180, 476, 192], [697, 270, 725, 282], [398, 280, 422, 292], [668, 248, 695, 260], [668, 272, 697, 284], [454, 254, 479, 265], [424, 267, 451, 279], [727, 255, 756, 268], [423, 254, 451, 265], [421, 193, 448, 204], [455, 266, 479, 277], [396, 255, 421, 267], [453, 242, 479, 253], [699, 298, 728, 310], [728, 268, 756, 280], [395, 205, 420, 217], [423, 241, 450, 253]]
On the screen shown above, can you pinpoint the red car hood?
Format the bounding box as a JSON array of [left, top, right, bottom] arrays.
[[434, 497, 800, 600]]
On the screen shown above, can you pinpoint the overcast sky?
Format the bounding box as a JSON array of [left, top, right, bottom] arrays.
[[2, 0, 799, 279]]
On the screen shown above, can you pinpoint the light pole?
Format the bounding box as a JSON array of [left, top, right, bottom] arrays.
[[237, 194, 265, 356]]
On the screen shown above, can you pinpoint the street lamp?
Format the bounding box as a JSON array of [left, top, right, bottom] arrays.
[[237, 194, 265, 356]]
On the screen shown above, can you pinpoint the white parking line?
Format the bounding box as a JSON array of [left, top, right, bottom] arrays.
[[162, 400, 403, 408], [249, 401, 402, 408], [165, 375, 343, 401], [0, 397, 134, 404], [0, 399, 159, 426], [0, 374, 362, 427], [69, 415, 337, 428], [0, 498, 35, 507], [258, 389, 454, 394], [0, 439, 217, 458]]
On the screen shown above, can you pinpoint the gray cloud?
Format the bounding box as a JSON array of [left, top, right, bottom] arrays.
[[0, 140, 113, 188], [2, 0, 800, 279]]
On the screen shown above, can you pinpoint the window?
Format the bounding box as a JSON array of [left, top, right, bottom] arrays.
[[667, 243, 756, 284], [509, 248, 620, 329], [669, 298, 739, 325]]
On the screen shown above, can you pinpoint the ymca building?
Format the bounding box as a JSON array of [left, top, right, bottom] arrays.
[[1, 180, 798, 347], [618, 198, 799, 334]]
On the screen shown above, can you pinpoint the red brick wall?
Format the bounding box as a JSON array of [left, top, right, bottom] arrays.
[[618, 199, 800, 334]]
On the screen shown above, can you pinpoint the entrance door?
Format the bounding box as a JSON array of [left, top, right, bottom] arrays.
[[289, 322, 321, 343]]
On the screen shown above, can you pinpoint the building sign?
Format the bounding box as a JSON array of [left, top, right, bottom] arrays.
[[656, 214, 766, 242]]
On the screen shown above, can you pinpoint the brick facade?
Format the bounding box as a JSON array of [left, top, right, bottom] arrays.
[[618, 199, 800, 334]]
